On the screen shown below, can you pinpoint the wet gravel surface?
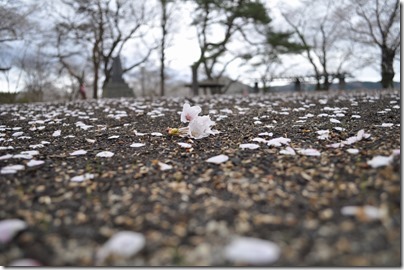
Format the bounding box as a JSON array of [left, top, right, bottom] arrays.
[[0, 89, 401, 266]]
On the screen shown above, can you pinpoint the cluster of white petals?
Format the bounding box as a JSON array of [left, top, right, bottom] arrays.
[[172, 103, 219, 139]]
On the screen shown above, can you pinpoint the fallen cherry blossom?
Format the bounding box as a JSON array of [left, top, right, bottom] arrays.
[[96, 151, 114, 158], [130, 143, 146, 148], [206, 154, 229, 164], [177, 142, 192, 148], [96, 231, 146, 264], [367, 155, 393, 168], [52, 130, 61, 137], [280, 147, 296, 156], [239, 143, 260, 150], [224, 236, 281, 265], [267, 137, 291, 147], [151, 132, 163, 137], [108, 135, 119, 139], [71, 173, 95, 182], [158, 162, 173, 171], [346, 148, 359, 154], [341, 205, 384, 221], [8, 258, 42, 266], [181, 103, 201, 123], [26, 160, 45, 167], [297, 148, 321, 156], [1, 164, 25, 174], [0, 219, 27, 244], [70, 149, 87, 156]]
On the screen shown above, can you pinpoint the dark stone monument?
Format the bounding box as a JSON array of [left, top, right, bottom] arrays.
[[102, 56, 134, 98]]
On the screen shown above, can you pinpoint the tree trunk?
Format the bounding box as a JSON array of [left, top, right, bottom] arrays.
[[191, 63, 199, 96], [380, 46, 395, 89], [160, 0, 167, 97]]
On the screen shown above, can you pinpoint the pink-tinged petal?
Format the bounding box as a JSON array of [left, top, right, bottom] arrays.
[[224, 237, 281, 265], [206, 154, 229, 164], [280, 147, 296, 155], [239, 143, 260, 150], [96, 231, 145, 264], [367, 155, 393, 168], [298, 148, 321, 156], [181, 103, 201, 123], [8, 258, 42, 266], [0, 219, 27, 244]]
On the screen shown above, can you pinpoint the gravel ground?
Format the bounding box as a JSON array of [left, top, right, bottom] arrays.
[[0, 89, 401, 266]]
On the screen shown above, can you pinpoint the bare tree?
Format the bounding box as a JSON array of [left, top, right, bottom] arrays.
[[280, 0, 363, 90], [338, 0, 400, 89], [53, 0, 157, 99]]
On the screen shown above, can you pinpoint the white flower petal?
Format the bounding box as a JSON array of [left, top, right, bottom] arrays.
[[298, 148, 321, 156], [280, 147, 296, 155], [70, 150, 87, 156], [224, 237, 281, 265], [96, 151, 114, 158], [52, 130, 61, 137], [130, 143, 145, 148], [1, 164, 25, 174], [108, 135, 119, 139], [26, 160, 45, 167], [0, 219, 27, 244], [151, 132, 163, 137], [86, 138, 96, 143], [367, 155, 393, 168], [206, 154, 229, 164], [181, 103, 202, 123], [341, 205, 383, 220], [252, 137, 268, 143], [330, 118, 341, 124], [8, 259, 41, 266], [177, 142, 192, 148], [267, 137, 290, 147], [258, 132, 273, 137], [96, 231, 145, 263], [71, 173, 95, 182], [158, 162, 172, 171], [239, 143, 260, 150], [0, 154, 13, 160], [346, 148, 359, 154]]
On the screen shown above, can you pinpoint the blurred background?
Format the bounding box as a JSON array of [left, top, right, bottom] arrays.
[[0, 0, 400, 103]]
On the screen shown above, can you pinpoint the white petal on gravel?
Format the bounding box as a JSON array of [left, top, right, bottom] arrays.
[[330, 118, 341, 124], [26, 160, 45, 167], [71, 173, 95, 182], [29, 144, 44, 149], [298, 148, 321, 156], [341, 205, 383, 220], [1, 164, 25, 174], [367, 155, 393, 168], [86, 138, 96, 143], [206, 154, 229, 164], [130, 143, 145, 148], [267, 137, 291, 147], [239, 143, 260, 150], [0, 154, 13, 160], [178, 142, 192, 148], [252, 137, 268, 143], [96, 231, 145, 263], [346, 148, 359, 154], [280, 147, 296, 155], [108, 135, 119, 139], [375, 123, 394, 127], [0, 219, 27, 244], [21, 150, 39, 156], [258, 132, 273, 137], [224, 237, 281, 265], [8, 258, 42, 266], [96, 151, 114, 158], [52, 130, 61, 137], [158, 162, 172, 171], [151, 132, 163, 136], [70, 149, 87, 156], [12, 131, 24, 137], [133, 130, 146, 136]]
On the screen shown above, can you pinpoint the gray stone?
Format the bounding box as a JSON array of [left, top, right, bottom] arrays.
[[102, 56, 134, 98]]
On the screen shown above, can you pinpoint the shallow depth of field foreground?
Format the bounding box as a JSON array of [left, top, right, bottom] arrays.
[[0, 89, 400, 266]]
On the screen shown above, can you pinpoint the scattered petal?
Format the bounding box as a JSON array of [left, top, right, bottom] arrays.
[[108, 135, 119, 139], [177, 142, 192, 148], [158, 162, 172, 171], [367, 155, 393, 168], [52, 130, 61, 137], [258, 132, 273, 137], [252, 137, 268, 143], [70, 149, 87, 156], [96, 151, 114, 158], [280, 147, 296, 155], [8, 258, 42, 266], [330, 118, 341, 124], [239, 143, 260, 150], [130, 143, 146, 148], [151, 132, 163, 136], [341, 205, 384, 221], [224, 237, 281, 265], [206, 154, 229, 164], [86, 138, 96, 143], [96, 231, 146, 264], [1, 164, 25, 174], [0, 219, 27, 244], [26, 160, 45, 167], [267, 137, 290, 147], [71, 173, 95, 182], [297, 148, 321, 156], [346, 148, 359, 154]]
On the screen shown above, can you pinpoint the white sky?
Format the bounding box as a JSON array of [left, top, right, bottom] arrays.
[[0, 0, 400, 93]]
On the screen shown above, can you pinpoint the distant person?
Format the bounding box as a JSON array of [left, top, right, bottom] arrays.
[[253, 82, 259, 94], [294, 78, 301, 91], [79, 83, 87, 100]]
